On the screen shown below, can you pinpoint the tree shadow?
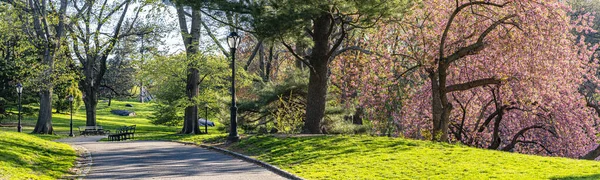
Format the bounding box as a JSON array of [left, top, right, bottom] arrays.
[[232, 135, 420, 166], [551, 174, 600, 180], [0, 136, 75, 178], [82, 141, 276, 179]]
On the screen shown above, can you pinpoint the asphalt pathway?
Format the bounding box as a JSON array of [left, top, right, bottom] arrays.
[[58, 136, 287, 180]]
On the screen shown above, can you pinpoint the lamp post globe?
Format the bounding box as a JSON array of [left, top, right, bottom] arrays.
[[16, 83, 23, 133], [68, 95, 74, 137], [227, 32, 240, 143]]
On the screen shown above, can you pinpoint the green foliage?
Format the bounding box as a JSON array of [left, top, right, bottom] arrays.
[[53, 80, 83, 114], [0, 131, 76, 179], [230, 135, 600, 180], [238, 69, 308, 133], [271, 92, 304, 133], [143, 52, 251, 126], [190, 0, 414, 40], [0, 7, 42, 116], [150, 102, 182, 126]]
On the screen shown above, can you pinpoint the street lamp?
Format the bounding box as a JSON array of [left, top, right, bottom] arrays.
[[227, 32, 241, 142], [68, 95, 74, 137], [16, 83, 22, 133]]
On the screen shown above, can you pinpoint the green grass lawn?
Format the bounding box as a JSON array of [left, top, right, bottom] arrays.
[[222, 135, 600, 180], [0, 131, 76, 180], [0, 100, 224, 140]]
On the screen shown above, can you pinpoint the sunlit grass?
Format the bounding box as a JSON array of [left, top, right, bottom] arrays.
[[0, 131, 76, 180], [0, 100, 221, 140], [222, 135, 600, 180]]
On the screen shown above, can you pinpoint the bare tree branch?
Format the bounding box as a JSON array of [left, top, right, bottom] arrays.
[[446, 78, 502, 92]]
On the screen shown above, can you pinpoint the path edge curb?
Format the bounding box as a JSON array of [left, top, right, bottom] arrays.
[[63, 145, 93, 180], [180, 142, 304, 180]]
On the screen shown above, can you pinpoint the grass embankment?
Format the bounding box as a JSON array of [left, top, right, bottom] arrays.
[[221, 135, 600, 180], [0, 131, 76, 179]]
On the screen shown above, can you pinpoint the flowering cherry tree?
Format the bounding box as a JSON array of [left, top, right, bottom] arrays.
[[333, 0, 600, 158]]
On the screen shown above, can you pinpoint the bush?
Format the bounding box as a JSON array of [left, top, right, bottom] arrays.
[[150, 103, 182, 126]]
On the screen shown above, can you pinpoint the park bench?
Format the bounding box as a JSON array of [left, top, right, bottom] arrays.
[[78, 126, 109, 135], [108, 125, 136, 141]]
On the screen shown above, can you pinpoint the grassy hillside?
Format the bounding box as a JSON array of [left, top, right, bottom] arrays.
[[0, 131, 76, 180], [228, 135, 600, 180]]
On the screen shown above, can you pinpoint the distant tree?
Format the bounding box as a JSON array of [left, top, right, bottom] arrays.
[[99, 48, 136, 106], [69, 0, 160, 126]]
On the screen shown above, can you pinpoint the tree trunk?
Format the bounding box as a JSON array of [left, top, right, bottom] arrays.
[[108, 97, 112, 107], [266, 45, 273, 82], [303, 14, 331, 134], [352, 107, 364, 125], [488, 111, 503, 149], [181, 67, 201, 134], [177, 6, 202, 134], [430, 69, 452, 142], [33, 90, 53, 134], [140, 82, 144, 103], [83, 87, 98, 126], [259, 43, 268, 82]]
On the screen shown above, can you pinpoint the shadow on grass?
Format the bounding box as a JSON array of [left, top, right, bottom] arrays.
[[230, 135, 420, 166], [551, 174, 600, 180], [0, 133, 75, 178]]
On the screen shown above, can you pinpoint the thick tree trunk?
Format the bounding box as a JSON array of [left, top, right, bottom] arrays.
[[181, 67, 201, 134], [177, 6, 201, 134], [303, 14, 331, 134], [83, 87, 98, 126], [304, 62, 328, 133], [430, 72, 444, 140], [430, 69, 452, 142], [33, 90, 53, 134]]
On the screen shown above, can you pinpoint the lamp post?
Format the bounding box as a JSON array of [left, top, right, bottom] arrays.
[[204, 104, 209, 134], [227, 32, 240, 142], [68, 95, 74, 137], [16, 83, 22, 133]]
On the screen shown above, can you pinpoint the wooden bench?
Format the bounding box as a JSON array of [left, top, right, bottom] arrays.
[[78, 126, 109, 136], [108, 125, 136, 141]]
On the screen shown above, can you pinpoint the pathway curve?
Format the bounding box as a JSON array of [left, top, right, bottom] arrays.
[[58, 136, 287, 180]]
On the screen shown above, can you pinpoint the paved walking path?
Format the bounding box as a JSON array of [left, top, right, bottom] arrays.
[[58, 136, 286, 180]]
